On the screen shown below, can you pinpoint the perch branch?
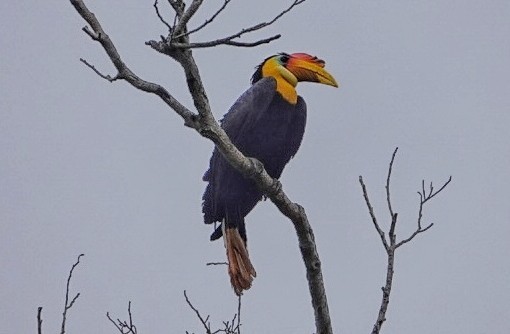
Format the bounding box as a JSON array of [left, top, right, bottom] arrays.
[[69, 1, 332, 333]]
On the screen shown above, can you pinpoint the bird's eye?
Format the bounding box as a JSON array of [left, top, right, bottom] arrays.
[[280, 55, 289, 63]]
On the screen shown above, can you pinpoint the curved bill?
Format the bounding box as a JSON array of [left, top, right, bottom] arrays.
[[286, 53, 339, 87]]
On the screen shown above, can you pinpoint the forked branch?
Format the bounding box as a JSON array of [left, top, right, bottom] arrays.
[[152, 0, 307, 49], [36, 255, 85, 334], [107, 301, 138, 334], [395, 175, 452, 248], [359, 148, 451, 334], [60, 254, 84, 334], [174, 0, 231, 38], [184, 290, 242, 334]]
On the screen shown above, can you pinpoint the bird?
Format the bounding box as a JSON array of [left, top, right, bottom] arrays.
[[202, 52, 338, 295]]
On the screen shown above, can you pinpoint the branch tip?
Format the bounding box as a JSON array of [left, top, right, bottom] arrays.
[[60, 254, 84, 334], [80, 58, 119, 82]]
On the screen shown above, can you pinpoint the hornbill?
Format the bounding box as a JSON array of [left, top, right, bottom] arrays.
[[202, 53, 338, 295]]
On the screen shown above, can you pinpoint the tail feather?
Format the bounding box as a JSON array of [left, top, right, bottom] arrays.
[[222, 224, 256, 295]]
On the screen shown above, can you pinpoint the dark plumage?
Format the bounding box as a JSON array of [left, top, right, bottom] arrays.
[[201, 53, 337, 295], [202, 77, 307, 240]]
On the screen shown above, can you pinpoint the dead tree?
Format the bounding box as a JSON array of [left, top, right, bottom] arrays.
[[68, 0, 331, 333], [59, 1, 452, 333]]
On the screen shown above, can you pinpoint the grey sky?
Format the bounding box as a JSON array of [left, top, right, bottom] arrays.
[[2, 1, 509, 333]]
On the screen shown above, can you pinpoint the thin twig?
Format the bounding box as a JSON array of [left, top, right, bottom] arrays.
[[226, 0, 306, 37], [184, 290, 213, 334], [423, 176, 452, 204], [395, 176, 452, 249], [385, 147, 398, 218], [174, 0, 231, 39], [107, 301, 138, 334], [153, 0, 173, 32], [106, 312, 122, 332], [395, 222, 434, 248], [184, 291, 243, 334], [60, 254, 84, 334], [359, 176, 389, 252], [206, 261, 229, 266], [168, 34, 281, 49], [80, 58, 119, 82], [37, 307, 43, 334], [166, 0, 305, 49]]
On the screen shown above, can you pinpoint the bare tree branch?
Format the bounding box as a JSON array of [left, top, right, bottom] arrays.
[[385, 147, 398, 218], [359, 176, 390, 252], [37, 307, 43, 334], [206, 262, 229, 266], [359, 149, 451, 334], [80, 57, 119, 82], [202, 0, 307, 44], [107, 301, 138, 334], [184, 290, 242, 334], [70, 0, 198, 128], [155, 0, 307, 49], [185, 290, 213, 334], [173, 0, 204, 37], [162, 34, 281, 49], [60, 254, 84, 334], [174, 0, 232, 39], [395, 175, 452, 249], [153, 0, 173, 32], [69, 1, 332, 333]]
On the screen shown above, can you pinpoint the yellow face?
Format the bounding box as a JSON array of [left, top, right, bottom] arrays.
[[260, 53, 338, 104], [262, 57, 298, 87]]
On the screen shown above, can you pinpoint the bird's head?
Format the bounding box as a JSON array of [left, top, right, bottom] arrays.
[[251, 53, 338, 104]]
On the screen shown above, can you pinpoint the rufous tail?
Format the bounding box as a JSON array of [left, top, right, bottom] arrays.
[[222, 224, 256, 295]]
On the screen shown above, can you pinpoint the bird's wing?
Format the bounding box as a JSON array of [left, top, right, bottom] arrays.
[[202, 77, 277, 182], [202, 78, 277, 225], [220, 77, 278, 143], [287, 96, 307, 160]]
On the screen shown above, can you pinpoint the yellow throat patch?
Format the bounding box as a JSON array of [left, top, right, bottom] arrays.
[[261, 58, 298, 105]]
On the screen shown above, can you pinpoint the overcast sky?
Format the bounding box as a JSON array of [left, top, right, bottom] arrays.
[[2, 1, 510, 333]]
